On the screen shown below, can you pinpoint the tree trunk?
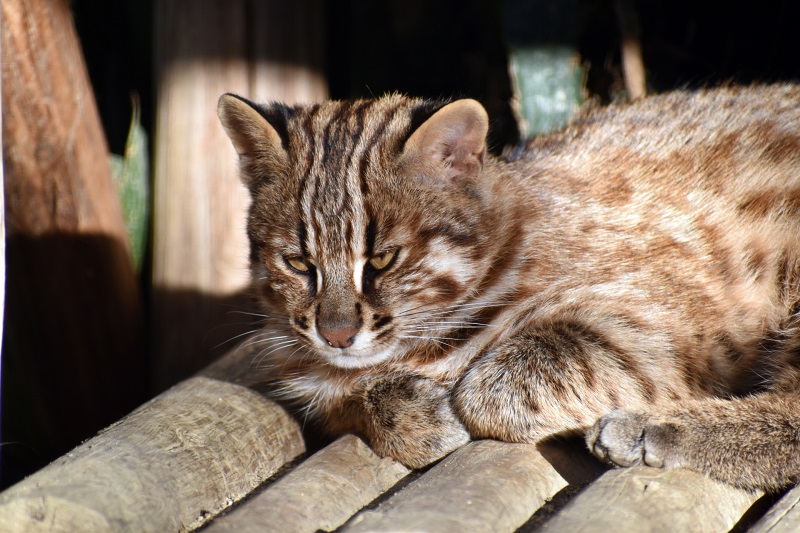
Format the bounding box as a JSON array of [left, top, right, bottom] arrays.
[[1, 0, 145, 484]]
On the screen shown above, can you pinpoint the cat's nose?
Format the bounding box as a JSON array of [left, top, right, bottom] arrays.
[[319, 326, 358, 348]]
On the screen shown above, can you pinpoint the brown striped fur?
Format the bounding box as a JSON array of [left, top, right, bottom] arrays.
[[218, 85, 800, 491]]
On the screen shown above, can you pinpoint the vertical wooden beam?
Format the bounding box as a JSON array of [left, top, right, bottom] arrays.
[[614, 0, 647, 100], [151, 0, 327, 390], [1, 0, 145, 478]]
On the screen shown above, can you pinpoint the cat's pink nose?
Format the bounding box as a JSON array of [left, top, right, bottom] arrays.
[[320, 326, 358, 348]]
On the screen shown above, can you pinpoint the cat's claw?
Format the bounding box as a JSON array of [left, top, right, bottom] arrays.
[[587, 409, 674, 469]]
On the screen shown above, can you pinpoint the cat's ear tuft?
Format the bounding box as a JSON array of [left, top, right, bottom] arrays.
[[400, 99, 489, 186], [217, 93, 290, 186]]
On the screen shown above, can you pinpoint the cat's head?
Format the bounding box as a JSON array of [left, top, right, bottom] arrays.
[[218, 94, 494, 369]]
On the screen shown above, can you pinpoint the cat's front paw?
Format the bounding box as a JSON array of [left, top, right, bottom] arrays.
[[355, 375, 470, 469], [587, 409, 683, 469]]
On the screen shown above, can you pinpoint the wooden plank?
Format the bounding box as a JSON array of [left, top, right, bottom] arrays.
[[1, 0, 145, 468], [206, 435, 409, 533], [539, 466, 761, 532], [0, 376, 304, 532], [750, 484, 800, 533], [151, 0, 328, 390], [342, 439, 568, 533]]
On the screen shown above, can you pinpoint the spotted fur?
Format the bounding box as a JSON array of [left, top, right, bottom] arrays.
[[218, 85, 800, 489]]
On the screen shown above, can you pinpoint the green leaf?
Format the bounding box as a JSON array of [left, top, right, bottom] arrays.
[[110, 96, 150, 272]]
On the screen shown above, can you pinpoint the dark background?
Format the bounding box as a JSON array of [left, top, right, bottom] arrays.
[[2, 0, 799, 489], [75, 0, 800, 156]]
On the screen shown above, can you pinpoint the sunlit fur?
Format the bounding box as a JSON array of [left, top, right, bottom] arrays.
[[219, 85, 800, 489]]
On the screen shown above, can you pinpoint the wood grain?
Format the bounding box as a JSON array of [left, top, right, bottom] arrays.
[[538, 466, 761, 532], [750, 485, 800, 533], [206, 435, 409, 533], [342, 439, 567, 533], [0, 377, 304, 532]]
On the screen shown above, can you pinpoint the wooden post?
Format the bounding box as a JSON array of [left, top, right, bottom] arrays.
[[614, 0, 647, 100], [151, 0, 327, 391], [1, 0, 146, 476]]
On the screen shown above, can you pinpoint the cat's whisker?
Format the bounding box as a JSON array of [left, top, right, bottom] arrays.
[[250, 339, 300, 368], [218, 328, 282, 348], [397, 334, 458, 348], [398, 301, 508, 319], [241, 333, 294, 350], [407, 321, 491, 329]]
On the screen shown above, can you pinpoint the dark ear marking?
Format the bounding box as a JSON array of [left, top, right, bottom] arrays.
[[258, 102, 295, 151], [405, 99, 451, 145]]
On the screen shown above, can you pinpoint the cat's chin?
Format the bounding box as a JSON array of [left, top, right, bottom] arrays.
[[321, 346, 396, 370]]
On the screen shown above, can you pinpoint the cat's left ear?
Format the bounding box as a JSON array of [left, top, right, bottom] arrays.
[[400, 99, 489, 185], [217, 93, 291, 187]]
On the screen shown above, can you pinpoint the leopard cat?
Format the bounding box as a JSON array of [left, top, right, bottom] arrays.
[[217, 85, 800, 491]]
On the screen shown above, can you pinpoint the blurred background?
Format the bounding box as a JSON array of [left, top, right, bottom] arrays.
[[1, 0, 798, 489]]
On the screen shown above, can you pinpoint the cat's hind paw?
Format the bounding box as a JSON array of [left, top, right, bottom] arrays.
[[586, 409, 681, 469]]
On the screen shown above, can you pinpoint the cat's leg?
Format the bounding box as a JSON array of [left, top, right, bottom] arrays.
[[587, 390, 800, 491], [452, 320, 660, 444], [329, 373, 470, 468], [589, 312, 800, 491]]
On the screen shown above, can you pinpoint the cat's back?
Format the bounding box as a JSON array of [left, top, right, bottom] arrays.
[[519, 84, 800, 204], [500, 85, 800, 352]]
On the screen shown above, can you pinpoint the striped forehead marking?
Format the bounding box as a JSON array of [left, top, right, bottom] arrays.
[[293, 99, 409, 280]]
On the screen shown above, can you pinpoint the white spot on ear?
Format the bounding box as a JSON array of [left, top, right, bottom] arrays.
[[316, 266, 324, 293], [353, 258, 365, 293]]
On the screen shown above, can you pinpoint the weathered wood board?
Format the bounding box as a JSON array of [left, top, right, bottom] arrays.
[[0, 377, 303, 532], [750, 484, 800, 533], [341, 440, 568, 533], [205, 435, 409, 533], [538, 466, 761, 532]]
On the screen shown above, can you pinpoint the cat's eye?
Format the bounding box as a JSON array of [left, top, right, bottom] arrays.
[[285, 256, 312, 273], [369, 249, 397, 271]]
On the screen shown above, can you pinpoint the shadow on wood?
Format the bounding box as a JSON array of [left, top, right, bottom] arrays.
[[2, 233, 146, 487]]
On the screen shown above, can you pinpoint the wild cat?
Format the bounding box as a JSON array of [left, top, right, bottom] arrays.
[[217, 85, 800, 491]]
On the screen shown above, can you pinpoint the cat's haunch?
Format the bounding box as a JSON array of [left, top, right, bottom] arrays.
[[218, 85, 800, 492]]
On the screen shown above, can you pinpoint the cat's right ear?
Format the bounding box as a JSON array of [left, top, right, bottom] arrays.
[[217, 94, 290, 187], [399, 99, 489, 187]]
